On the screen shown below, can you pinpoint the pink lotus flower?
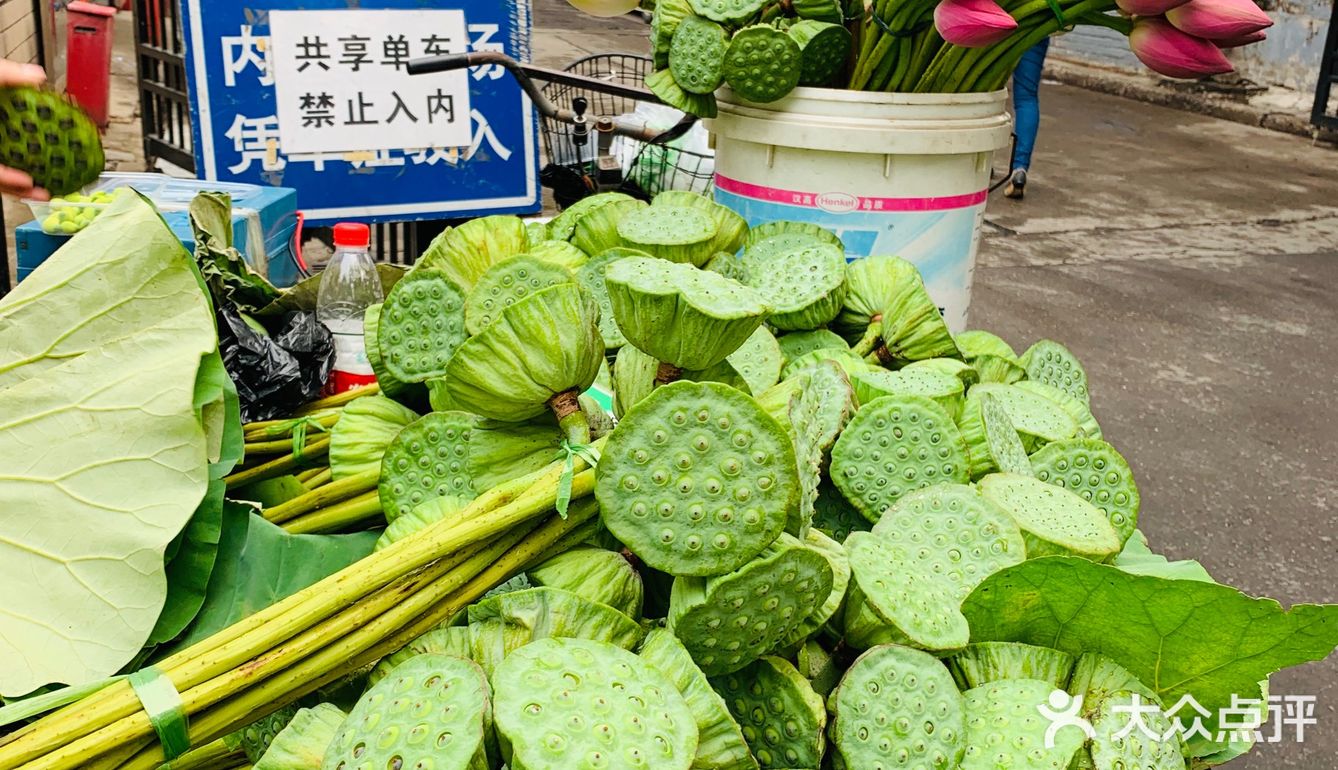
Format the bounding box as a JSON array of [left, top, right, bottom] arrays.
[[1166, 0, 1273, 40], [1214, 29, 1268, 48], [1129, 17, 1234, 78], [1115, 0, 1193, 18], [934, 0, 1018, 48]]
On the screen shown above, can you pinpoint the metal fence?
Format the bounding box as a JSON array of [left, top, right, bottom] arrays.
[[134, 0, 194, 172]]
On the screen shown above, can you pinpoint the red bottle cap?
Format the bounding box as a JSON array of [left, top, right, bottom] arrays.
[[333, 222, 370, 248]]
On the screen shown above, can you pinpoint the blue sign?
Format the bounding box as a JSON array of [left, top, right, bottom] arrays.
[[180, 0, 539, 225]]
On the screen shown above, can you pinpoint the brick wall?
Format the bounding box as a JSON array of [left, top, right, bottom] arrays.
[[0, 0, 39, 65]]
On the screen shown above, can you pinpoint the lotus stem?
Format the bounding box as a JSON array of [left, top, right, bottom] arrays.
[[223, 438, 331, 490], [549, 389, 592, 444], [241, 410, 340, 437], [294, 384, 379, 415], [869, 343, 899, 369], [850, 321, 883, 357], [242, 437, 326, 455], [282, 491, 384, 534], [293, 467, 324, 484], [654, 362, 683, 386], [302, 468, 333, 489], [156, 738, 243, 770], [264, 469, 379, 524]]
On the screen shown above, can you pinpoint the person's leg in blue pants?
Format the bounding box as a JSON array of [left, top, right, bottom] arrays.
[[1006, 37, 1050, 199]]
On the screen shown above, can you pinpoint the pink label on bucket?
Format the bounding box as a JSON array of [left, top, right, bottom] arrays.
[[714, 175, 987, 213]]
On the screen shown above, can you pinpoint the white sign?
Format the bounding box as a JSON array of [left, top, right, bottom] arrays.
[[268, 10, 472, 154]]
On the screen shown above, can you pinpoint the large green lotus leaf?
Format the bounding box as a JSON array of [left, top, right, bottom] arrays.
[[1112, 530, 1214, 583], [415, 214, 529, 290], [148, 478, 226, 646], [710, 656, 826, 769], [605, 256, 770, 371], [0, 193, 220, 695], [962, 556, 1338, 754], [328, 395, 419, 480], [444, 283, 605, 421], [256, 264, 406, 319], [527, 547, 645, 619], [173, 509, 377, 649], [639, 628, 758, 770]]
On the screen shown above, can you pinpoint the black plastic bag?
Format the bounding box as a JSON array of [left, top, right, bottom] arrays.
[[219, 308, 334, 423]]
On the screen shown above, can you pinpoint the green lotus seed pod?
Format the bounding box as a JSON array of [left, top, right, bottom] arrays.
[[575, 247, 649, 349], [710, 656, 826, 768], [956, 392, 1033, 479], [549, 191, 637, 242], [527, 547, 645, 619], [811, 480, 869, 543], [843, 531, 971, 652], [363, 303, 426, 403], [904, 356, 980, 389], [704, 251, 750, 283], [670, 15, 729, 94], [1067, 653, 1161, 707], [605, 256, 770, 372], [1089, 690, 1188, 770], [794, 639, 842, 698], [723, 25, 802, 104], [646, 67, 719, 119], [1022, 339, 1090, 406], [786, 20, 851, 86], [829, 644, 965, 770], [613, 342, 659, 419], [759, 358, 855, 453], [366, 626, 473, 687], [967, 383, 1080, 451], [955, 329, 1018, 362], [463, 255, 575, 336], [834, 255, 915, 343], [791, 0, 844, 22], [869, 483, 1025, 598], [235, 705, 299, 763], [776, 328, 848, 368], [1030, 438, 1138, 547], [467, 586, 646, 679], [328, 395, 419, 480], [974, 353, 1028, 384], [639, 628, 759, 770], [653, 0, 697, 68], [779, 346, 868, 381], [415, 214, 529, 291], [572, 197, 650, 256], [1014, 380, 1103, 439], [598, 381, 798, 576], [830, 395, 970, 523], [444, 283, 605, 422], [743, 243, 847, 331], [775, 528, 849, 649], [322, 654, 491, 770], [978, 473, 1122, 560], [525, 219, 549, 243], [655, 191, 750, 255], [377, 268, 468, 384], [727, 326, 783, 401], [253, 703, 345, 770], [960, 679, 1086, 770], [743, 220, 843, 264], [690, 0, 770, 23], [870, 258, 962, 366], [669, 532, 832, 675], [851, 366, 965, 418], [492, 638, 698, 770], [526, 238, 590, 272], [375, 495, 465, 551], [947, 642, 1076, 690], [617, 205, 721, 267]]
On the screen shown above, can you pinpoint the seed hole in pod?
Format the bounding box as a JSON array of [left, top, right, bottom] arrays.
[[388, 756, 403, 770]]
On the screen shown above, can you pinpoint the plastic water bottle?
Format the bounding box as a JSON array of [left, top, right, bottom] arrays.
[[317, 222, 383, 394]]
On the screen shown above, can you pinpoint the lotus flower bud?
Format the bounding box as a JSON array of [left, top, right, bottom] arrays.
[[1115, 0, 1192, 17], [1166, 0, 1272, 40], [1214, 29, 1268, 47], [1129, 17, 1234, 78], [934, 0, 1019, 48]]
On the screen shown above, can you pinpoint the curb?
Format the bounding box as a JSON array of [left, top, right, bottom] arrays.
[[1044, 58, 1338, 147]]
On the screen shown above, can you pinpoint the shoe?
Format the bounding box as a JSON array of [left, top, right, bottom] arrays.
[[1003, 168, 1027, 199]]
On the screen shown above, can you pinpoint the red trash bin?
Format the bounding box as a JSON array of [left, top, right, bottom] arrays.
[[65, 2, 117, 128]]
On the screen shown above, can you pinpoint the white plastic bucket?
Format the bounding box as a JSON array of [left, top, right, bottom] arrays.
[[708, 87, 1011, 332]]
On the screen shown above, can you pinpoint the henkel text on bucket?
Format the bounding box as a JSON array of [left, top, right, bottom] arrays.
[[708, 86, 1011, 332]]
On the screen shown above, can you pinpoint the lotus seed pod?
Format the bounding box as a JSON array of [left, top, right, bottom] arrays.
[[598, 379, 800, 576], [235, 706, 299, 763], [775, 528, 850, 649], [776, 329, 848, 368], [526, 239, 590, 272], [794, 639, 842, 697], [904, 356, 980, 389], [492, 638, 698, 770], [861, 257, 961, 366], [1030, 438, 1139, 547], [869, 483, 1025, 599], [833, 255, 907, 342], [851, 367, 965, 418], [723, 25, 803, 103], [416, 214, 530, 291], [328, 395, 419, 480], [467, 586, 646, 679], [966, 383, 1079, 451], [377, 269, 468, 384], [704, 251, 750, 283], [829, 644, 966, 770], [726, 326, 783, 396], [1022, 339, 1090, 406], [947, 642, 1076, 690], [787, 20, 852, 86], [367, 626, 473, 687], [617, 205, 721, 267], [669, 532, 833, 675], [758, 359, 855, 455], [612, 343, 659, 419], [526, 220, 550, 243], [842, 532, 970, 652], [1089, 690, 1188, 770], [711, 656, 826, 768], [362, 303, 425, 403], [743, 221, 843, 264], [378, 412, 482, 520], [322, 654, 491, 770], [743, 243, 847, 331], [780, 347, 868, 381], [375, 495, 466, 551], [779, 372, 825, 535], [0, 87, 104, 195], [973, 353, 1027, 384], [960, 679, 1086, 770], [654, 191, 751, 256], [253, 703, 345, 770], [690, 0, 770, 22], [646, 66, 720, 118], [639, 628, 759, 770], [670, 15, 729, 94], [1014, 380, 1103, 439], [791, 0, 844, 23], [831, 395, 970, 523], [444, 283, 605, 423], [527, 547, 645, 619], [653, 0, 698, 68], [978, 473, 1122, 560], [605, 257, 770, 372], [956, 392, 1033, 479], [811, 481, 870, 543], [464, 255, 575, 336], [548, 191, 637, 242], [572, 197, 649, 256], [1067, 653, 1161, 707], [575, 247, 649, 349], [954, 329, 1018, 362]]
